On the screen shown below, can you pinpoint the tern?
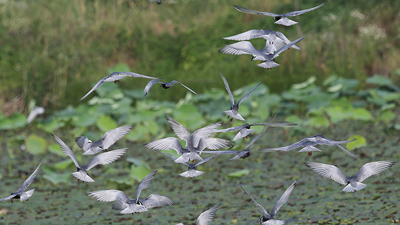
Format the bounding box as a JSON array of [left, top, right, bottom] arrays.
[[144, 80, 197, 96], [175, 203, 221, 225]]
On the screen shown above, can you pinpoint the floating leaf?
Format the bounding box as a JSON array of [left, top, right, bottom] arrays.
[[96, 115, 117, 133], [309, 115, 330, 128], [25, 135, 47, 155], [346, 135, 367, 151], [43, 172, 70, 185], [54, 159, 74, 170], [351, 108, 373, 121], [37, 118, 65, 133], [130, 164, 152, 182], [226, 169, 249, 178], [0, 113, 27, 130]]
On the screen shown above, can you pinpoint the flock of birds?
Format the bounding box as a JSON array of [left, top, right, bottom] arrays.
[[1, 2, 397, 224]]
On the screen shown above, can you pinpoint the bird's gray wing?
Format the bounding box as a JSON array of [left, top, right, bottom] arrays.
[[144, 79, 162, 96], [175, 81, 197, 95], [75, 136, 88, 149], [233, 128, 254, 140], [201, 150, 238, 155], [88, 189, 130, 202], [240, 186, 271, 219], [270, 180, 296, 217], [197, 203, 221, 225], [237, 82, 262, 106], [145, 137, 186, 155], [101, 125, 133, 149], [334, 144, 359, 158], [275, 32, 300, 50], [219, 41, 259, 56], [219, 70, 235, 106], [260, 137, 308, 152], [245, 115, 274, 149], [273, 36, 306, 59], [16, 161, 42, 193], [355, 161, 395, 182], [195, 155, 218, 167], [79, 76, 108, 101], [141, 194, 175, 209], [0, 195, 16, 202], [253, 121, 298, 127], [51, 133, 81, 168], [305, 162, 348, 185], [285, 3, 324, 17], [165, 114, 191, 142], [200, 138, 231, 150], [84, 148, 127, 171], [233, 5, 279, 17], [136, 170, 158, 203], [121, 71, 160, 79], [224, 29, 272, 41], [214, 125, 246, 133]]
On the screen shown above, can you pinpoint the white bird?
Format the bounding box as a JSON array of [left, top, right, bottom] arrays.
[[241, 181, 297, 225], [27, 106, 45, 124], [0, 162, 42, 203], [260, 134, 358, 158], [305, 161, 395, 192], [51, 133, 127, 182], [144, 80, 197, 96], [88, 170, 174, 214], [175, 203, 221, 225], [75, 125, 132, 155], [219, 70, 261, 121], [224, 30, 300, 53], [219, 36, 306, 69], [233, 3, 325, 27], [80, 72, 160, 101]]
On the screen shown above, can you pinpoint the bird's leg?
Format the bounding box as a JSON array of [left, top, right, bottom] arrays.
[[11, 199, 13, 203], [192, 159, 194, 163], [227, 115, 230, 118], [230, 118, 233, 122], [308, 152, 312, 156]]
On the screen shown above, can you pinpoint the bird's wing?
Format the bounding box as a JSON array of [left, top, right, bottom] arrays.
[[334, 144, 359, 158], [136, 170, 158, 203], [201, 138, 231, 150], [153, 149, 182, 163], [270, 180, 296, 217], [219, 41, 259, 56], [51, 133, 81, 168], [88, 189, 130, 202], [214, 125, 246, 133], [233, 128, 254, 141], [237, 82, 262, 106], [79, 77, 106, 101], [260, 136, 307, 152], [119, 71, 160, 80], [233, 5, 279, 17], [141, 194, 175, 209], [285, 3, 325, 17], [219, 70, 235, 106], [224, 29, 271, 41], [240, 186, 271, 219], [195, 155, 218, 167], [305, 162, 348, 185], [144, 79, 162, 96], [101, 125, 133, 149], [165, 114, 191, 141], [197, 203, 221, 225], [17, 161, 42, 193], [273, 36, 306, 59], [84, 148, 127, 170], [75, 136, 89, 149], [275, 32, 300, 50], [145, 137, 185, 154], [355, 161, 395, 182], [175, 81, 197, 95], [0, 194, 16, 202]]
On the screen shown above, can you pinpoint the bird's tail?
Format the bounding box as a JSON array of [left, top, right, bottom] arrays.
[[72, 171, 95, 182], [342, 182, 366, 192], [179, 169, 205, 178], [20, 189, 35, 202], [298, 146, 322, 152]]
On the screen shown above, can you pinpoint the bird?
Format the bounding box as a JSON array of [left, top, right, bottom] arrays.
[[260, 134, 359, 158], [219, 70, 261, 121], [175, 203, 221, 225], [0, 162, 42, 203], [233, 3, 325, 27], [75, 125, 132, 155], [202, 117, 272, 160], [212, 121, 297, 141], [51, 133, 127, 182], [164, 114, 231, 150], [219, 36, 306, 69], [241, 180, 297, 225], [87, 170, 174, 214], [305, 161, 395, 192], [144, 80, 197, 96], [27, 106, 45, 124], [224, 29, 300, 53], [154, 150, 219, 178], [79, 72, 160, 101]]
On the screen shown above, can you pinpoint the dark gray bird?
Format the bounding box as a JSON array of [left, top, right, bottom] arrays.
[[233, 3, 325, 27], [0, 162, 42, 203], [260, 134, 359, 158], [52, 133, 127, 182], [144, 80, 197, 96], [175, 203, 221, 225], [88, 170, 174, 214], [305, 161, 395, 192], [75, 125, 132, 155], [219, 70, 261, 121], [241, 181, 297, 225], [80, 72, 160, 101]]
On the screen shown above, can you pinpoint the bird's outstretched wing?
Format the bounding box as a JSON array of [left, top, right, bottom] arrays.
[[305, 162, 348, 185], [88, 189, 130, 202], [355, 161, 395, 182], [285, 3, 325, 17], [197, 203, 221, 225], [233, 5, 279, 17], [270, 180, 296, 217], [241, 186, 271, 219], [51, 134, 81, 168], [84, 148, 127, 170], [101, 125, 133, 149], [136, 170, 158, 203], [141, 194, 174, 209], [144, 79, 162, 96], [16, 161, 42, 193], [237, 82, 262, 106]]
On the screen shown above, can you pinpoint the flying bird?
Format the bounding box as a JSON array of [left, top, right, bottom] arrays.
[[80, 72, 160, 101], [75, 125, 132, 155], [0, 162, 42, 203], [144, 80, 197, 96], [219, 36, 306, 69], [241, 180, 297, 225], [305, 161, 395, 192], [175, 203, 221, 225], [51, 133, 127, 182], [260, 134, 358, 158], [88, 170, 174, 214], [219, 70, 261, 121], [233, 3, 325, 27]]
